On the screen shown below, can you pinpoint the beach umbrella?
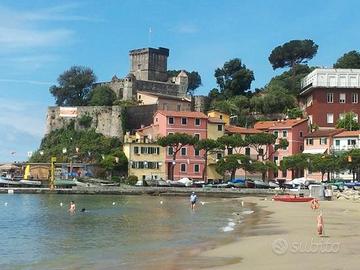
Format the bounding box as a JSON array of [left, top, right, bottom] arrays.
[[0, 163, 19, 171]]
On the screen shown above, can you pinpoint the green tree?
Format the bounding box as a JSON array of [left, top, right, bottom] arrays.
[[89, 85, 116, 106], [268, 40, 318, 91], [334, 50, 360, 69], [100, 150, 128, 179], [157, 133, 196, 180], [267, 64, 315, 94], [214, 58, 255, 97], [246, 133, 288, 161], [50, 66, 97, 106], [311, 154, 340, 181], [217, 134, 248, 154], [167, 70, 202, 95], [195, 139, 220, 182], [287, 107, 303, 119], [281, 153, 311, 179], [29, 127, 122, 164], [336, 112, 360, 131], [249, 160, 278, 181], [343, 149, 360, 181], [250, 86, 296, 114], [216, 154, 251, 180], [269, 39, 318, 70]]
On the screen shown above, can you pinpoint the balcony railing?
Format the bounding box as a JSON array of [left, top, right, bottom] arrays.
[[331, 145, 359, 152]]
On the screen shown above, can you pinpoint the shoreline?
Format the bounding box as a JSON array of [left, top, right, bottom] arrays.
[[0, 186, 283, 197], [198, 197, 360, 270]]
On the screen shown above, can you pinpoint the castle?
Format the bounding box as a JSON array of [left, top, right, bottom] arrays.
[[96, 47, 189, 100]]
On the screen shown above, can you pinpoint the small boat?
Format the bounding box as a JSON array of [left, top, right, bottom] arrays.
[[273, 195, 314, 202]]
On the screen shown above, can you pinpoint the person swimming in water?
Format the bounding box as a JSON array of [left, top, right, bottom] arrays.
[[190, 192, 197, 210], [68, 201, 76, 213]]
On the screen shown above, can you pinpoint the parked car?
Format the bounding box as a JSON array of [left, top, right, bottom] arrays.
[[254, 180, 270, 189]]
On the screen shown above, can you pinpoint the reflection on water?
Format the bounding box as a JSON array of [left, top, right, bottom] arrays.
[[0, 194, 250, 270]]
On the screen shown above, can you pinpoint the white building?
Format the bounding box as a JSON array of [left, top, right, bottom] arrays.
[[332, 130, 360, 180]]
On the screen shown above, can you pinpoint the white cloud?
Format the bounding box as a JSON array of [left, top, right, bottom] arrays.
[[174, 23, 199, 34]]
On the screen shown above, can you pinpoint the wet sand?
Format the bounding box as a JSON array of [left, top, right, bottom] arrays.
[[200, 197, 360, 270]]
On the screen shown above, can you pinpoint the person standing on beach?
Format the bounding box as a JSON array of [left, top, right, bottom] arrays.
[[190, 192, 197, 210], [317, 211, 324, 235], [69, 201, 76, 213]]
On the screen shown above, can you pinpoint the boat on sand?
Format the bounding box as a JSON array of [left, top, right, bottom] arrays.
[[273, 194, 314, 202]]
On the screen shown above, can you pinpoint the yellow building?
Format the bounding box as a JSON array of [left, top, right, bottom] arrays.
[[206, 117, 225, 182], [207, 110, 230, 125], [123, 132, 166, 181]]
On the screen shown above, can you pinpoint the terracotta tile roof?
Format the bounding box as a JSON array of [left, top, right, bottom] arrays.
[[208, 117, 225, 124], [225, 125, 262, 134], [304, 129, 344, 138], [254, 119, 308, 130], [156, 110, 208, 119], [334, 130, 360, 138]]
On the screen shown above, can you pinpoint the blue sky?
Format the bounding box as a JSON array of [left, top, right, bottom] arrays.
[[1, 0, 359, 162]]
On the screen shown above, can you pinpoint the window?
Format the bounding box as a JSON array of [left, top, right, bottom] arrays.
[[274, 156, 279, 165], [348, 139, 356, 146], [195, 118, 201, 126], [219, 115, 223, 119], [217, 124, 223, 131], [354, 113, 359, 123], [168, 147, 173, 155], [194, 133, 200, 140], [194, 164, 200, 173], [180, 163, 187, 172], [194, 149, 200, 156], [134, 146, 139, 154], [306, 138, 313, 145], [320, 138, 327, 145], [339, 113, 345, 120], [300, 145, 304, 151], [177, 104, 181, 111], [327, 113, 334, 124], [228, 148, 233, 155], [245, 147, 251, 156], [216, 152, 223, 160], [282, 131, 287, 138], [300, 131, 303, 137], [181, 147, 187, 156], [168, 117, 174, 124], [327, 93, 334, 103], [181, 117, 187, 125], [163, 103, 168, 110], [335, 140, 340, 146], [258, 148, 264, 156], [339, 93, 346, 103], [352, 93, 359, 104], [274, 131, 279, 138], [168, 132, 174, 136]]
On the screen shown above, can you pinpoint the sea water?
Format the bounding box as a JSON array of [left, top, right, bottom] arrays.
[[0, 194, 252, 270]]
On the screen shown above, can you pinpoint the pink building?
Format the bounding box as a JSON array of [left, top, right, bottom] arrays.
[[140, 110, 208, 180], [303, 129, 343, 181], [254, 119, 309, 181]]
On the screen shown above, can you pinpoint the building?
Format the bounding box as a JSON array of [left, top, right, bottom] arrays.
[[333, 130, 360, 180], [137, 91, 191, 111], [123, 132, 166, 181], [139, 110, 208, 180], [206, 117, 226, 182], [254, 119, 309, 181], [224, 125, 265, 180], [207, 110, 230, 125], [300, 68, 360, 128], [97, 47, 188, 101], [303, 129, 343, 181]]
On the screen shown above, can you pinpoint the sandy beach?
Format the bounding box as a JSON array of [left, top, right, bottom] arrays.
[[200, 197, 360, 270]]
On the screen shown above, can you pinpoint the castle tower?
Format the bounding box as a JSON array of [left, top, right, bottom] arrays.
[[175, 70, 188, 97], [129, 47, 169, 82], [123, 73, 135, 100]]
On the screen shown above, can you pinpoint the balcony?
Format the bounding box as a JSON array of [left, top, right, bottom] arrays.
[[331, 145, 359, 153]]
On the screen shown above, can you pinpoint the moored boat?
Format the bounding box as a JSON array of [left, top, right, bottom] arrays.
[[273, 194, 314, 202]]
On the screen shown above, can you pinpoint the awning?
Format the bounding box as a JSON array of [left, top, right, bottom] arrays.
[[302, 149, 327, 154]]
